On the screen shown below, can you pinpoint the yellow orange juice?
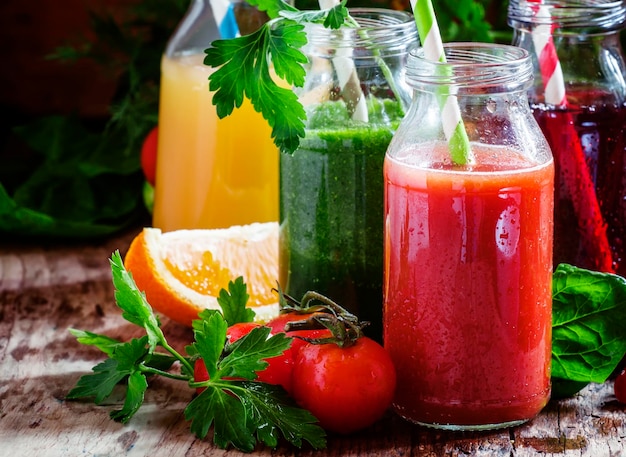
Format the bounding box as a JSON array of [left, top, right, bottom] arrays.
[[153, 54, 278, 232]]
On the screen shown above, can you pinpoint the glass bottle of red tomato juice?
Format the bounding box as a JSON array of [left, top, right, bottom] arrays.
[[383, 43, 554, 430], [508, 0, 626, 275]]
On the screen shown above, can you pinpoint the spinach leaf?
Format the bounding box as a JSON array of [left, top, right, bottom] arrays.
[[551, 264, 626, 395]]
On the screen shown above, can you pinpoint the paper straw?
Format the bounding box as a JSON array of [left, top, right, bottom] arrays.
[[528, 0, 614, 272], [410, 0, 472, 165], [210, 0, 240, 39], [530, 3, 566, 104], [318, 0, 368, 122]]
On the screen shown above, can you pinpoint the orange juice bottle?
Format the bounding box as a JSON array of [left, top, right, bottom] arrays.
[[152, 0, 278, 232]]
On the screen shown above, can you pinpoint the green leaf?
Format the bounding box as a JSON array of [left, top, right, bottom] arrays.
[[185, 384, 256, 451], [69, 329, 122, 357], [436, 0, 493, 43], [219, 327, 291, 380], [2, 116, 144, 240], [109, 250, 165, 350], [110, 370, 148, 423], [323, 1, 349, 29], [192, 309, 221, 333], [66, 358, 128, 403], [192, 312, 229, 380], [240, 381, 326, 450], [66, 336, 149, 404], [205, 20, 307, 154], [551, 264, 626, 383], [279, 1, 348, 29], [218, 276, 255, 326], [244, 0, 297, 19], [144, 352, 178, 374], [111, 337, 151, 371], [263, 21, 308, 88]]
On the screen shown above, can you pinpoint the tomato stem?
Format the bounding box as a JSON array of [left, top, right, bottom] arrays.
[[273, 285, 369, 348]]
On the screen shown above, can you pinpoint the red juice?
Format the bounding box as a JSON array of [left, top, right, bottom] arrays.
[[532, 100, 626, 276], [383, 143, 554, 429]]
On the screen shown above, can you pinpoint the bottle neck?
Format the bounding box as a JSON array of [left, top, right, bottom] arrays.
[[508, 0, 626, 106], [507, 0, 626, 35], [166, 0, 220, 57], [304, 8, 417, 59], [405, 43, 534, 97]]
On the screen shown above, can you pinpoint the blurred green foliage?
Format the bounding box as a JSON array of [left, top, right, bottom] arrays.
[[2, 0, 510, 239]]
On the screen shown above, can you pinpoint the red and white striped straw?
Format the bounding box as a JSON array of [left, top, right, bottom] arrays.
[[529, 2, 566, 105]]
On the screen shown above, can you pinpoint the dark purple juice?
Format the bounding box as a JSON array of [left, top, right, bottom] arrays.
[[533, 100, 626, 276]]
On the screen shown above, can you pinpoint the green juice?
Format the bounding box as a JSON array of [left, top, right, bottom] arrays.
[[279, 100, 403, 340]]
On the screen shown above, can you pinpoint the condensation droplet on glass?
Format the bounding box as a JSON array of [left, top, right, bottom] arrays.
[[486, 99, 497, 113]]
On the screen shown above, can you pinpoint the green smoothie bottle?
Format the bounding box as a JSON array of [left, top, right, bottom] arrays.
[[279, 8, 417, 341]]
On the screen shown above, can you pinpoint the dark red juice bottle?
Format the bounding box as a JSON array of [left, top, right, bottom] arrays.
[[533, 98, 626, 275], [509, 0, 626, 276]]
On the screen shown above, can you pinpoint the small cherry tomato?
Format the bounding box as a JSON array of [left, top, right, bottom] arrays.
[[266, 312, 312, 334], [193, 358, 210, 394], [194, 322, 294, 394], [615, 369, 626, 403], [226, 322, 261, 342], [291, 337, 396, 434], [140, 126, 158, 186], [265, 312, 332, 361]]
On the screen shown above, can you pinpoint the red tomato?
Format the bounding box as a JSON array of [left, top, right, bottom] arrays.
[[615, 369, 626, 403], [140, 126, 158, 186], [194, 322, 294, 394], [193, 358, 210, 393], [266, 312, 311, 334], [291, 337, 396, 434], [226, 322, 261, 342], [266, 312, 333, 362]]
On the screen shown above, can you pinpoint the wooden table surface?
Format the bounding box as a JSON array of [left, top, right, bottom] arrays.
[[1, 226, 625, 457]]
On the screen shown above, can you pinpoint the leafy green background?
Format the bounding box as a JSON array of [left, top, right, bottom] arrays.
[[0, 0, 508, 240]]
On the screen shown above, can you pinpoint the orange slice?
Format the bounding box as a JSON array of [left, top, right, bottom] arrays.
[[124, 222, 280, 326]]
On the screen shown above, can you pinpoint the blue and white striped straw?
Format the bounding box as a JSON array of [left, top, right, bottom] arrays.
[[211, 0, 240, 39]]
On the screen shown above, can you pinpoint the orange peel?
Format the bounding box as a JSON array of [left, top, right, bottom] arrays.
[[124, 222, 280, 326]]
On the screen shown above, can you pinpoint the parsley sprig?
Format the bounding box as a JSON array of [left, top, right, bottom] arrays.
[[66, 251, 326, 452], [204, 0, 351, 154]]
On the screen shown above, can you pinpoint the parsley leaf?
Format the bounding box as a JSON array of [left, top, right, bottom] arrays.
[[244, 0, 297, 19], [187, 317, 324, 451], [205, 20, 307, 154], [192, 312, 228, 380], [204, 2, 351, 154], [110, 370, 149, 423], [186, 315, 324, 451], [109, 250, 164, 350], [186, 382, 254, 450], [68, 252, 326, 451], [219, 327, 291, 380], [240, 381, 326, 449], [68, 329, 122, 357], [217, 276, 255, 326], [67, 358, 128, 404], [280, 0, 349, 29], [67, 336, 149, 407], [323, 1, 350, 29]]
